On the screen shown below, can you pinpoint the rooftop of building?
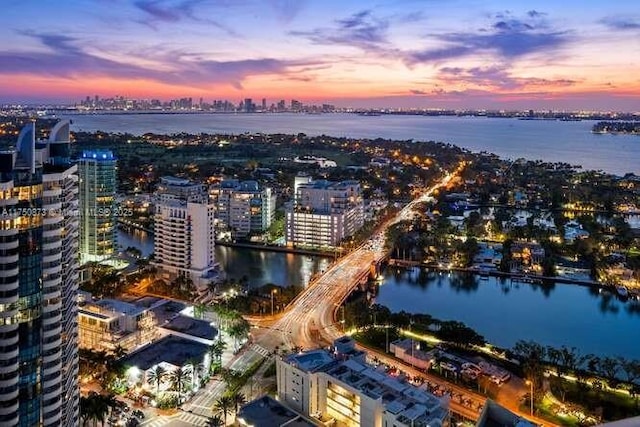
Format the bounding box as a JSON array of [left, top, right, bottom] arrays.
[[324, 358, 445, 418], [237, 395, 315, 427], [475, 400, 537, 427], [284, 349, 336, 373], [146, 299, 188, 322], [299, 179, 360, 191], [159, 176, 194, 186], [216, 179, 263, 192], [120, 335, 209, 371], [160, 315, 218, 341], [80, 150, 116, 160], [391, 338, 437, 362], [92, 299, 147, 317], [282, 345, 447, 426]]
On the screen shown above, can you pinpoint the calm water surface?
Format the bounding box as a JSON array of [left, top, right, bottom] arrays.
[[116, 230, 329, 289], [118, 230, 640, 358], [65, 113, 640, 176], [375, 268, 640, 359]]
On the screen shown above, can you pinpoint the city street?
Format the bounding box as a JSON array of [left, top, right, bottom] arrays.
[[245, 164, 556, 425], [142, 164, 553, 426]]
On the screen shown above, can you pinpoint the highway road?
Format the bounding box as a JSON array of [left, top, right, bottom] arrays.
[[214, 162, 555, 425]]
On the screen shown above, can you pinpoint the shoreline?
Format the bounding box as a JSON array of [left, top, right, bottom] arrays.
[[214, 240, 338, 259], [384, 259, 640, 297]]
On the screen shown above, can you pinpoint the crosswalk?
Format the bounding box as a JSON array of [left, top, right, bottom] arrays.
[[250, 344, 271, 358], [140, 411, 209, 427]]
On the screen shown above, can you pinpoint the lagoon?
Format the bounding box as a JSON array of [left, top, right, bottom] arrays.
[[375, 268, 640, 359]]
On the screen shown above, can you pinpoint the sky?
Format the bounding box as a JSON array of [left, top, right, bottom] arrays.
[[1, 0, 639, 110]]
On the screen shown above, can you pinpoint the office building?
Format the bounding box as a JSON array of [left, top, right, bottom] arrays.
[[291, 99, 302, 111], [244, 98, 254, 113], [0, 120, 80, 426], [78, 150, 117, 264], [153, 177, 219, 291], [286, 179, 364, 248], [276, 338, 449, 427], [210, 180, 276, 237]]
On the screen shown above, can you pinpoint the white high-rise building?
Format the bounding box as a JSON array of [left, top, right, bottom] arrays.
[[276, 338, 449, 427], [210, 180, 276, 237], [285, 179, 364, 248], [0, 120, 80, 426], [153, 177, 219, 290]]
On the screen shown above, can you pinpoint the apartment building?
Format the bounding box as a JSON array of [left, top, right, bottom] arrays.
[[210, 179, 275, 237], [153, 177, 220, 291], [276, 338, 449, 427], [286, 179, 364, 248], [0, 120, 80, 426]]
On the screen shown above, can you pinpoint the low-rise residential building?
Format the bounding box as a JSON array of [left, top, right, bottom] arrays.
[[210, 179, 276, 237], [564, 220, 590, 242], [286, 179, 364, 248], [390, 338, 437, 371], [78, 295, 157, 354], [277, 338, 449, 427], [509, 242, 545, 273]]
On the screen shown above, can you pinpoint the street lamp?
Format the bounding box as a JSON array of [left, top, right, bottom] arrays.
[[271, 289, 278, 316], [525, 380, 534, 416]]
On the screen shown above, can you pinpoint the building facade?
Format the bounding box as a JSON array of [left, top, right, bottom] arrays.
[[285, 179, 364, 248], [0, 120, 80, 426], [78, 150, 116, 264], [153, 177, 219, 290], [210, 180, 275, 237], [78, 295, 156, 354], [276, 338, 449, 427]]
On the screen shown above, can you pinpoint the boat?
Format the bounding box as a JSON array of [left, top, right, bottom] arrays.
[[616, 285, 629, 298]]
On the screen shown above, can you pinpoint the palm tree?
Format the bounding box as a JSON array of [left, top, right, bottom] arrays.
[[80, 392, 109, 427], [80, 396, 96, 427], [209, 339, 226, 367], [221, 369, 243, 393], [206, 414, 224, 427], [169, 366, 192, 401], [213, 395, 233, 425], [231, 391, 247, 414], [101, 394, 118, 419], [228, 319, 250, 351], [146, 365, 167, 395], [93, 395, 109, 427], [112, 344, 127, 359]]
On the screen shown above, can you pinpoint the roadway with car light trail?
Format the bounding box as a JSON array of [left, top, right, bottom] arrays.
[[249, 162, 556, 426], [184, 162, 555, 425]]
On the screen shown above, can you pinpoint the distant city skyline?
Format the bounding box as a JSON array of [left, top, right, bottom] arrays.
[[0, 0, 639, 110]]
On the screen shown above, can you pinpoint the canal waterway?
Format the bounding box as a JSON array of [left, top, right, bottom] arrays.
[[116, 229, 330, 289], [118, 229, 640, 359], [375, 268, 640, 360]]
